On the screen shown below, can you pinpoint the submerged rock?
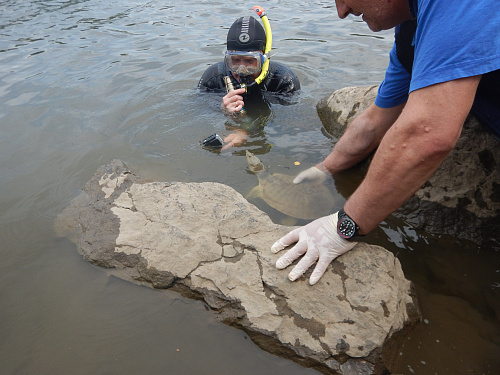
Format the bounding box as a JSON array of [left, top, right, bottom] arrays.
[[54, 159, 420, 375], [317, 85, 500, 246]]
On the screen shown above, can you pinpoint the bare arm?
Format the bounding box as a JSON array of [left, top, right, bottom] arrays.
[[293, 101, 405, 184], [220, 87, 248, 150], [344, 76, 481, 234], [221, 127, 248, 150], [322, 102, 406, 173], [271, 76, 481, 286]]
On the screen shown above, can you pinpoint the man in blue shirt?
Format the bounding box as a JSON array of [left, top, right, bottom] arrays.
[[272, 0, 500, 285]]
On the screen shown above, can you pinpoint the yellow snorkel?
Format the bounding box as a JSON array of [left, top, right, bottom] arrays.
[[225, 6, 273, 95], [251, 5, 272, 86]]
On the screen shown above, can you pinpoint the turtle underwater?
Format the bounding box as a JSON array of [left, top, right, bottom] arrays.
[[245, 150, 338, 220]]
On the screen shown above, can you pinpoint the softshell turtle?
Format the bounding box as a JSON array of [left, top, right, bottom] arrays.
[[245, 150, 338, 220]]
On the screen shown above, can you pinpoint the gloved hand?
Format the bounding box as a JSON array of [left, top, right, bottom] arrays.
[[271, 212, 357, 285], [293, 163, 330, 184]]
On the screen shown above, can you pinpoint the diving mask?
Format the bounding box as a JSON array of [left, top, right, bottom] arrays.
[[224, 50, 267, 76]]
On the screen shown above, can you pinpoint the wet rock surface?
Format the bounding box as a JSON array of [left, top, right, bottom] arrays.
[[54, 159, 420, 375], [317, 85, 500, 246]]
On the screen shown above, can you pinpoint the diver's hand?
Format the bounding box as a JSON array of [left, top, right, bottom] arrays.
[[293, 163, 330, 184], [271, 212, 357, 285], [222, 87, 246, 113], [221, 130, 247, 151]]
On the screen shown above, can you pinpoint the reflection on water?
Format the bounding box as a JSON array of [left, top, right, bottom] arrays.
[[0, 1, 498, 374]]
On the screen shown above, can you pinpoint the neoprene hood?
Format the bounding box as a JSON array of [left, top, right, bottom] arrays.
[[226, 16, 266, 52]]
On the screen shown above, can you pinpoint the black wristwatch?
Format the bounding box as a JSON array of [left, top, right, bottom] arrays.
[[337, 208, 363, 241]]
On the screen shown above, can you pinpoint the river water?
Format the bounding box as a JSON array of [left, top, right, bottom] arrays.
[[1, 1, 498, 374]]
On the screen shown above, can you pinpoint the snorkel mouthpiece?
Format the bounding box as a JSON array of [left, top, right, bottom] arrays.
[[240, 75, 251, 85]]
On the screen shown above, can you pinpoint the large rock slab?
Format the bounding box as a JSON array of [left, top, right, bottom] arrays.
[[317, 85, 500, 246], [54, 160, 420, 375]]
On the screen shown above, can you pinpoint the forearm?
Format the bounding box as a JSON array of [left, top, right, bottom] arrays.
[[344, 76, 480, 234], [224, 124, 248, 135], [344, 118, 457, 233], [322, 103, 405, 174], [221, 126, 248, 150]]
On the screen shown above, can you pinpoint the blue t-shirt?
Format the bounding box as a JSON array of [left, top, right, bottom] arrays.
[[376, 0, 500, 110]]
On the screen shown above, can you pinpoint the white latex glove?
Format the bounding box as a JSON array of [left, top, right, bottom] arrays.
[[293, 163, 330, 184], [271, 212, 357, 285]]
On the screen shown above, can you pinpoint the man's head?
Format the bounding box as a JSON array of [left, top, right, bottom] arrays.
[[225, 16, 267, 82], [227, 16, 266, 52], [334, 0, 412, 32]]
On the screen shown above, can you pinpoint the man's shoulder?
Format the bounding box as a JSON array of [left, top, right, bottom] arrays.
[[268, 61, 298, 77], [264, 61, 301, 94], [198, 62, 227, 92]]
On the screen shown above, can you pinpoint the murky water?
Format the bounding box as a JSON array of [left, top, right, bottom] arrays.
[[1, 1, 498, 374]]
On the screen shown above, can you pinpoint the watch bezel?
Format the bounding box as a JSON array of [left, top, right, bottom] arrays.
[[337, 208, 361, 241], [338, 217, 356, 239]]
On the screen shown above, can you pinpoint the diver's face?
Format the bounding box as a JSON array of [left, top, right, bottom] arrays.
[[229, 55, 260, 72], [225, 50, 264, 79], [334, 0, 412, 31], [227, 50, 264, 83]]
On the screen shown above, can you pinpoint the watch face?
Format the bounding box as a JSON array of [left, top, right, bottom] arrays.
[[338, 218, 356, 239]]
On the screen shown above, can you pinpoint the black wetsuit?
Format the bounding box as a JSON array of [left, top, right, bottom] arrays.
[[198, 60, 300, 153], [198, 60, 300, 96]]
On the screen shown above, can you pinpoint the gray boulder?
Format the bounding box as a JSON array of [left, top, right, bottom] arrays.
[[54, 159, 420, 375], [317, 85, 500, 246]]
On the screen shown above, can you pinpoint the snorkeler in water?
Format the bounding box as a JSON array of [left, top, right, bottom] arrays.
[[199, 7, 300, 150]]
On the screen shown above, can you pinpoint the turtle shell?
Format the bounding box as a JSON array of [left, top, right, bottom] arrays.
[[246, 151, 337, 220], [257, 172, 336, 219]]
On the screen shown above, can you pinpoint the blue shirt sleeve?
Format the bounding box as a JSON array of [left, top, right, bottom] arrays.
[[376, 0, 500, 109], [375, 43, 411, 108], [411, 0, 500, 92]]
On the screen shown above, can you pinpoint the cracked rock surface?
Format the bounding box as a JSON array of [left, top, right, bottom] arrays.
[[54, 160, 420, 375]]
